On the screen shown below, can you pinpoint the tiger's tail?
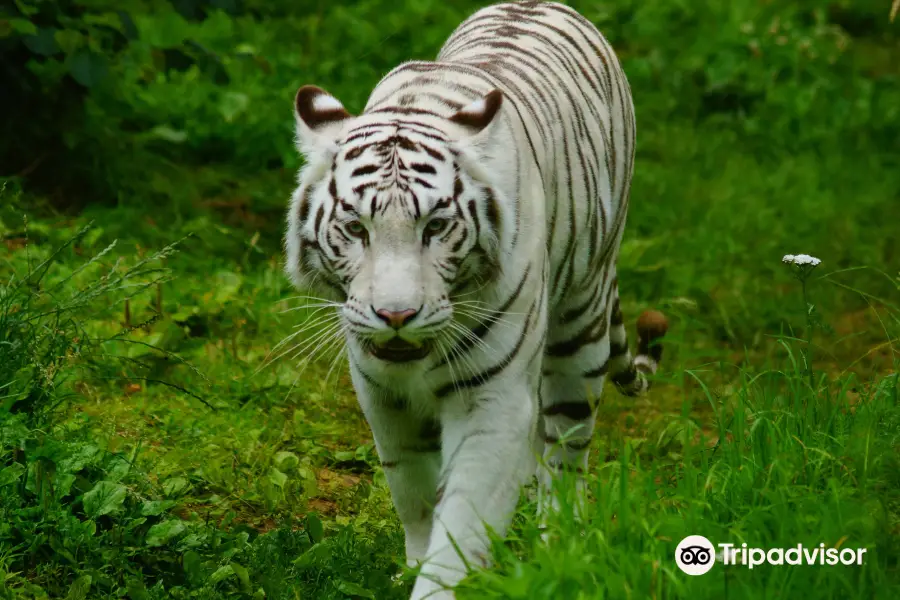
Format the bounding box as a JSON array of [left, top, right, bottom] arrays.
[[607, 296, 669, 397]]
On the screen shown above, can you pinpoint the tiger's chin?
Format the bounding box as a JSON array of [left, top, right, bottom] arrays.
[[362, 337, 432, 364]]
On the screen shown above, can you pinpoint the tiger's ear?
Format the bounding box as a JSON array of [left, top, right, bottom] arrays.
[[450, 90, 505, 181], [294, 85, 354, 158], [449, 89, 504, 136]]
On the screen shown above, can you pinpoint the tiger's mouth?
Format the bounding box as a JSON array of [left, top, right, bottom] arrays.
[[364, 337, 431, 363]]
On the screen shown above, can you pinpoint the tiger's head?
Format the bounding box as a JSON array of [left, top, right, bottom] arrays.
[[285, 85, 511, 365]]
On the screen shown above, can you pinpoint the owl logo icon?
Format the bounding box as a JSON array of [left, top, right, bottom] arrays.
[[675, 535, 716, 575]]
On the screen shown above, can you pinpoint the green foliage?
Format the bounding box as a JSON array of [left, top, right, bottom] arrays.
[[460, 368, 900, 599], [0, 200, 403, 598], [3, 1, 898, 206], [0, 0, 243, 205], [1, 1, 899, 599], [0, 197, 178, 424]]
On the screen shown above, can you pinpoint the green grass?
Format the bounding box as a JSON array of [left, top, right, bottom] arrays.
[[2, 0, 900, 598]]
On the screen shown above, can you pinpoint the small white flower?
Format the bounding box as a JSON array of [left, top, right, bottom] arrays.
[[782, 254, 821, 267]]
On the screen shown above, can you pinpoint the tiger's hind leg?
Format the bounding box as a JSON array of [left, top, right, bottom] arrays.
[[537, 333, 609, 530], [537, 279, 668, 531]]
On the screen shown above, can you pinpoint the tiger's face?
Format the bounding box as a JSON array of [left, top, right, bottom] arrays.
[[286, 86, 507, 364]]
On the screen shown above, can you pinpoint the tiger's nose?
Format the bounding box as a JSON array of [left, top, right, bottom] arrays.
[[373, 307, 419, 329]]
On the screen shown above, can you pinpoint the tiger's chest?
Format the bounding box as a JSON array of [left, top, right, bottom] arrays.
[[351, 346, 450, 417]]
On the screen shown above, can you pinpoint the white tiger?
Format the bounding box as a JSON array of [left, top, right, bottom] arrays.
[[284, 2, 668, 597]]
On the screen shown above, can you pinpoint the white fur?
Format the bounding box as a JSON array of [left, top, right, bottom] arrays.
[[457, 97, 487, 121], [312, 93, 344, 111]]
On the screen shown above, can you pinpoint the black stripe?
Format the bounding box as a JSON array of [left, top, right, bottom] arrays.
[[353, 182, 375, 197], [312, 205, 325, 233], [344, 145, 367, 160], [351, 164, 379, 177], [582, 360, 609, 379], [609, 298, 623, 325], [411, 177, 434, 189], [368, 105, 443, 118], [542, 433, 592, 451], [421, 144, 445, 161], [402, 441, 441, 454], [420, 418, 441, 441], [484, 188, 500, 233], [467, 199, 480, 240], [545, 307, 609, 358], [611, 366, 637, 388], [297, 186, 313, 223], [410, 162, 436, 174], [541, 402, 592, 420], [609, 340, 628, 358], [560, 268, 609, 325]]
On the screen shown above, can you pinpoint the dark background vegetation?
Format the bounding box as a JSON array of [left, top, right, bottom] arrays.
[[1, 1, 898, 599]]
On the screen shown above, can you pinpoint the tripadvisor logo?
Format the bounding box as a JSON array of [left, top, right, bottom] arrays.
[[675, 535, 869, 575], [675, 535, 715, 575]]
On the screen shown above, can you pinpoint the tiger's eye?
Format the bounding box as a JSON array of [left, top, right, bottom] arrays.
[[346, 220, 365, 236], [426, 218, 448, 234]]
